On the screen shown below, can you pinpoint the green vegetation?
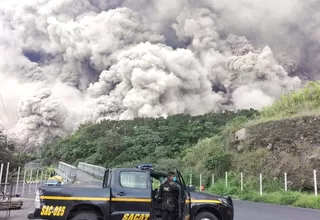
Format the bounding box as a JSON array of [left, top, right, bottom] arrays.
[[260, 81, 320, 120], [41, 109, 258, 171]]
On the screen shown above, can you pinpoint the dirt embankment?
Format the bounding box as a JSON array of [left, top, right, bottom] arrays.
[[233, 116, 320, 190]]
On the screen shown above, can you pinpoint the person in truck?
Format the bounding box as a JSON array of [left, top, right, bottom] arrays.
[[157, 171, 181, 220]]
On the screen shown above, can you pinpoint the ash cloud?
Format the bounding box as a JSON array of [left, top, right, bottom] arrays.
[[0, 0, 318, 151], [5, 88, 68, 152], [86, 42, 224, 121]]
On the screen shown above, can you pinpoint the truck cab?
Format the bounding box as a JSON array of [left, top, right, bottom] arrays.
[[28, 164, 234, 220]]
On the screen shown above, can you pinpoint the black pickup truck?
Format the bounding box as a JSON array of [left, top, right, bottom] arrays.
[[27, 164, 234, 220]]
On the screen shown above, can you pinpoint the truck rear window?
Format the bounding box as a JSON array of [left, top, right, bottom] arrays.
[[120, 171, 148, 189]]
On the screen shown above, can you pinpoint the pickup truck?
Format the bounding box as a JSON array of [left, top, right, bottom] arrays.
[[27, 164, 234, 220]]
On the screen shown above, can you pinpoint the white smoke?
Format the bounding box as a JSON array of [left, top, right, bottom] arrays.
[[86, 42, 224, 121], [5, 88, 68, 152], [1, 0, 319, 151]]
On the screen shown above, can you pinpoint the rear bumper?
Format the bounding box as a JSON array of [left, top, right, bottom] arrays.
[[27, 211, 35, 219]]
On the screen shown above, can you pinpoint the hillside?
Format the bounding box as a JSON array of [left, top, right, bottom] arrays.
[[41, 81, 320, 190], [40, 109, 258, 171], [232, 116, 320, 190], [228, 81, 320, 190]]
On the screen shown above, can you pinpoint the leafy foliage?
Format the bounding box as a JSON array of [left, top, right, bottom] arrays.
[[0, 131, 10, 164], [182, 136, 232, 178], [41, 109, 258, 170]]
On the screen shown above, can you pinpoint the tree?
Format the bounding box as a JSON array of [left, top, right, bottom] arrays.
[[41, 109, 259, 168], [0, 132, 11, 164]]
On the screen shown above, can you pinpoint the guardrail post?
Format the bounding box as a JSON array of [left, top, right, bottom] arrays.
[[212, 174, 214, 187], [4, 162, 9, 193], [260, 173, 263, 195], [35, 169, 39, 192], [40, 170, 43, 184], [22, 169, 26, 196], [29, 169, 33, 194], [0, 163, 3, 184], [314, 169, 318, 196], [240, 172, 243, 192], [284, 172, 287, 191], [15, 166, 20, 195], [225, 171, 228, 188]]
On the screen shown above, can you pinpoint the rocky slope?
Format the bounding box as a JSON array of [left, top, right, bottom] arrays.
[[233, 116, 320, 190]]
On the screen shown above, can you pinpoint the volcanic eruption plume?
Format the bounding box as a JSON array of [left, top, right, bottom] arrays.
[[0, 0, 319, 151]]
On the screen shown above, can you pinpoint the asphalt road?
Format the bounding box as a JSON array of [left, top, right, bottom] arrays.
[[1, 170, 320, 220], [233, 199, 320, 220]]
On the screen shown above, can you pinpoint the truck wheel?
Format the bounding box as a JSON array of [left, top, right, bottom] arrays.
[[195, 211, 219, 220], [72, 212, 99, 220]]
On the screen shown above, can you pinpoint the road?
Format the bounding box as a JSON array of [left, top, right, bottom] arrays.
[[1, 169, 320, 220], [0, 198, 34, 220], [233, 199, 320, 220]]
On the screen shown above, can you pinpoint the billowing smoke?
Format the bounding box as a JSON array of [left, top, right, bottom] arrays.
[[1, 0, 318, 151], [86, 42, 224, 121], [5, 88, 68, 151]]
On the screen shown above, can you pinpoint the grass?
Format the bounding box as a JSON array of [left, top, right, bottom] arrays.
[[238, 81, 320, 127], [223, 191, 320, 209], [246, 110, 320, 128], [205, 176, 320, 209], [259, 81, 320, 119]]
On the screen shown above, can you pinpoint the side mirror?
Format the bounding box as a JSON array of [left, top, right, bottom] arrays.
[[187, 185, 196, 192]]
